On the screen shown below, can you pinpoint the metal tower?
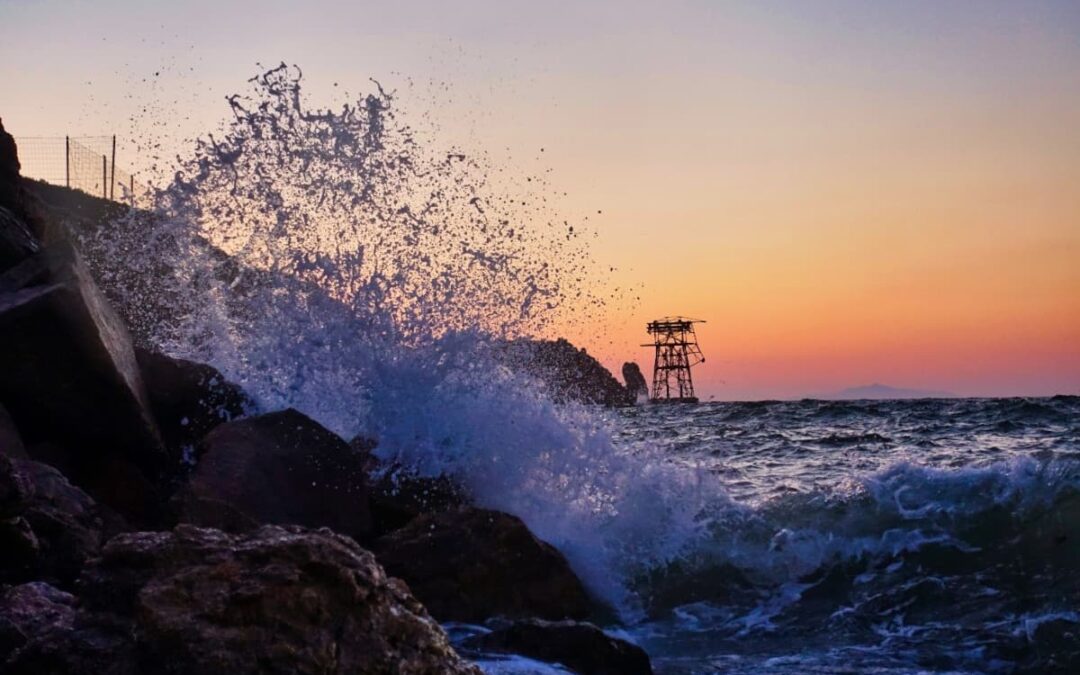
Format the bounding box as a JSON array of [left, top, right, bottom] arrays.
[[642, 317, 705, 403]]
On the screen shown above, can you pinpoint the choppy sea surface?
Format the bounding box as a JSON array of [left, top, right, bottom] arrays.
[[469, 396, 1080, 674]]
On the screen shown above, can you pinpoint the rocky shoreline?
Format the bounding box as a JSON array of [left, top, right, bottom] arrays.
[[0, 119, 653, 674]]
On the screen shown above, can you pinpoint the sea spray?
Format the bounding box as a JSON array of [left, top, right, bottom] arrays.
[[75, 63, 725, 615]]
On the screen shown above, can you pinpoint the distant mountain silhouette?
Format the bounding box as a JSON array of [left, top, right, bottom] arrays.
[[822, 383, 955, 400]]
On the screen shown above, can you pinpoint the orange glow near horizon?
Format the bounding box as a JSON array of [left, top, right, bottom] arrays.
[[2, 1, 1078, 398]]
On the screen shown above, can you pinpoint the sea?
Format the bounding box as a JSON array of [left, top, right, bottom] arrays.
[[82, 65, 1079, 675]]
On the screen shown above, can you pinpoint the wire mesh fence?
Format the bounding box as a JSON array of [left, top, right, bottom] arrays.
[[14, 136, 154, 207]]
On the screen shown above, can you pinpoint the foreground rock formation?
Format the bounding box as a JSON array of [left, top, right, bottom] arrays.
[[5, 525, 480, 674]]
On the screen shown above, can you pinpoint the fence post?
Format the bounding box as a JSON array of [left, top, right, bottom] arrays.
[[102, 156, 107, 199], [65, 136, 70, 187], [110, 135, 116, 201]]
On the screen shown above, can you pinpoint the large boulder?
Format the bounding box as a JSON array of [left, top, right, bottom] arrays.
[[135, 347, 251, 453], [374, 507, 592, 622], [0, 454, 107, 587], [7, 525, 481, 674], [183, 409, 372, 541], [463, 619, 653, 675], [0, 242, 170, 522]]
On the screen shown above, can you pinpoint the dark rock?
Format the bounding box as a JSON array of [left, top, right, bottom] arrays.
[[374, 507, 592, 622], [622, 362, 649, 402], [463, 619, 653, 675], [0, 206, 39, 274], [0, 455, 105, 587], [369, 465, 472, 536], [184, 408, 372, 541], [0, 119, 46, 241], [0, 403, 27, 458], [9, 524, 480, 675], [0, 242, 170, 522], [498, 338, 633, 406], [135, 347, 252, 453], [0, 582, 76, 660]]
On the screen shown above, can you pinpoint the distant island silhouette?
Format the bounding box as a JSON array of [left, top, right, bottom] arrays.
[[822, 383, 956, 400]]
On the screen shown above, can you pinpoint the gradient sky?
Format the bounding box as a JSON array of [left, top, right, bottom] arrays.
[[2, 0, 1078, 398]]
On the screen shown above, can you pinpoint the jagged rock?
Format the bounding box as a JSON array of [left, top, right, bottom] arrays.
[[0, 242, 170, 523], [184, 409, 372, 540], [463, 619, 653, 675], [0, 455, 105, 587], [0, 582, 76, 660], [622, 362, 649, 402], [0, 403, 27, 458], [499, 338, 633, 406], [374, 507, 592, 622], [9, 525, 480, 674], [135, 347, 251, 453]]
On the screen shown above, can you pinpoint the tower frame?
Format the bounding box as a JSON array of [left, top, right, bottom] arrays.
[[641, 317, 705, 403]]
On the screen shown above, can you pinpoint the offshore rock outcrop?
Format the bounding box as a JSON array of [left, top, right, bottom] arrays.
[[5, 525, 480, 674], [374, 507, 593, 622], [498, 337, 635, 406], [622, 362, 649, 401]]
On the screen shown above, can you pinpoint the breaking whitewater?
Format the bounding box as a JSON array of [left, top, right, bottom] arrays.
[[81, 66, 1079, 674]]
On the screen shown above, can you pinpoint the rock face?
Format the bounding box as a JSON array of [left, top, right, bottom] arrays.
[[0, 582, 76, 660], [0, 243, 170, 523], [622, 362, 649, 402], [184, 409, 372, 541], [5, 525, 480, 675], [0, 404, 26, 458], [0, 119, 45, 243], [499, 338, 633, 406], [374, 507, 592, 622], [0, 455, 105, 587], [463, 619, 654, 675], [135, 347, 251, 453]]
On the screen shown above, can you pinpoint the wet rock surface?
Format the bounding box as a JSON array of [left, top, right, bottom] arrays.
[[463, 618, 654, 675], [135, 346, 252, 453], [6, 524, 480, 675], [374, 507, 592, 622], [184, 408, 372, 541]]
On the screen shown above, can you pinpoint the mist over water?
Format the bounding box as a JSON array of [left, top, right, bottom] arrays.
[[74, 66, 1080, 673]]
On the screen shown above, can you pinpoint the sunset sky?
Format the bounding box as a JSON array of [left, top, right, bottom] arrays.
[[2, 0, 1078, 398]]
